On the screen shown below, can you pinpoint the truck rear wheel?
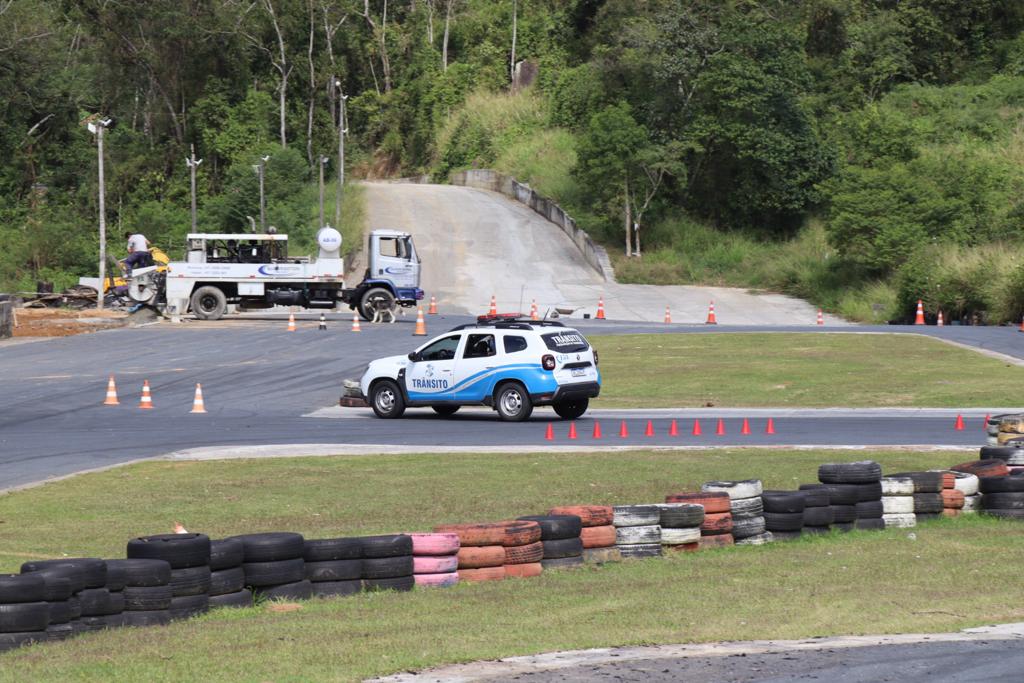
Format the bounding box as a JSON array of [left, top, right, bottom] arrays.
[[358, 287, 395, 321], [191, 286, 227, 321]]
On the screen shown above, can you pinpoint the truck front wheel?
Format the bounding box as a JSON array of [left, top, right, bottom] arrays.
[[358, 287, 396, 321], [191, 286, 227, 321]]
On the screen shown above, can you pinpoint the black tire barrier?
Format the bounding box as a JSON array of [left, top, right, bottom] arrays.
[[831, 505, 857, 524], [66, 596, 81, 620], [764, 511, 804, 532], [913, 493, 944, 514], [361, 556, 414, 580], [209, 538, 245, 571], [855, 517, 886, 531], [360, 535, 413, 559], [729, 497, 764, 520], [796, 485, 831, 508], [311, 581, 363, 598], [614, 526, 660, 546], [78, 616, 108, 632], [732, 516, 766, 540], [855, 500, 884, 519], [230, 533, 305, 563], [45, 623, 74, 642], [818, 461, 882, 484], [736, 532, 773, 546], [834, 522, 855, 533], [169, 594, 209, 620], [107, 559, 172, 587], [979, 476, 1024, 494], [852, 482, 883, 502], [540, 555, 586, 569], [243, 558, 305, 587], [304, 537, 364, 562], [104, 613, 129, 628], [210, 567, 246, 596], [702, 479, 763, 499], [127, 534, 211, 569], [888, 472, 944, 494], [0, 602, 49, 633], [657, 504, 704, 528], [47, 600, 73, 625], [980, 445, 1024, 465], [364, 575, 414, 592], [517, 515, 583, 539], [915, 512, 943, 522], [169, 565, 212, 597], [77, 588, 113, 616], [803, 506, 834, 526], [305, 560, 362, 583], [762, 491, 806, 514], [209, 589, 254, 608], [616, 544, 662, 560], [983, 508, 1024, 519], [123, 585, 173, 611], [104, 563, 127, 592], [0, 574, 46, 604], [20, 559, 106, 591], [803, 525, 832, 535], [35, 574, 73, 602], [982, 492, 1024, 509], [817, 484, 859, 506], [121, 609, 172, 627], [542, 537, 585, 559]]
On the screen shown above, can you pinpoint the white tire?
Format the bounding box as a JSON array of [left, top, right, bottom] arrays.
[[881, 477, 915, 495], [952, 472, 979, 496], [612, 505, 660, 527], [883, 513, 916, 528], [701, 479, 763, 500], [882, 496, 914, 514], [615, 525, 661, 545], [962, 494, 983, 511], [659, 527, 700, 545], [729, 497, 764, 519], [736, 532, 773, 546]]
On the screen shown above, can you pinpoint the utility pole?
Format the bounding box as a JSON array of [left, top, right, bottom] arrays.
[[253, 155, 270, 232], [318, 155, 329, 228], [185, 145, 203, 233], [336, 79, 348, 230], [85, 116, 114, 310]]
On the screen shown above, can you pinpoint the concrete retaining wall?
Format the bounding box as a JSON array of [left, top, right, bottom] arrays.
[[449, 170, 615, 282], [0, 299, 12, 339]]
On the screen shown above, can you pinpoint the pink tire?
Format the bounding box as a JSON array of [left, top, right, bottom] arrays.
[[413, 572, 459, 588], [409, 533, 461, 556], [413, 555, 458, 574]]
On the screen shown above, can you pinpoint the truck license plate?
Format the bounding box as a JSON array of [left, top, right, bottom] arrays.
[[571, 368, 586, 377]]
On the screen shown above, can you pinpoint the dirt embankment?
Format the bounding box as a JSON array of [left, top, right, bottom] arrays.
[[10, 307, 130, 337]]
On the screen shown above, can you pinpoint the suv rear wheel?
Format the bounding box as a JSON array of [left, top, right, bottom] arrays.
[[553, 398, 589, 420], [370, 380, 405, 419], [495, 383, 533, 422]]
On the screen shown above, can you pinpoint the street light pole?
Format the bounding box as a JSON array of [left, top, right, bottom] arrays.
[[253, 155, 270, 232], [85, 116, 114, 310], [336, 81, 348, 230], [318, 155, 329, 228], [185, 145, 203, 233]]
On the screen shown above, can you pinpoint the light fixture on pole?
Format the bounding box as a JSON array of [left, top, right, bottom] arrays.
[[252, 155, 270, 232], [336, 79, 348, 229], [82, 114, 114, 310], [318, 155, 329, 229], [185, 145, 203, 233]]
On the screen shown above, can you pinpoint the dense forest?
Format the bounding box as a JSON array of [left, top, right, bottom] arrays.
[[3, 1, 1024, 322]]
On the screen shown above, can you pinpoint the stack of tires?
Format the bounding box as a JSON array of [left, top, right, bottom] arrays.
[[952, 471, 981, 513], [360, 535, 414, 592], [518, 514, 585, 569], [105, 559, 173, 627], [986, 414, 1004, 446], [666, 491, 733, 549], [22, 558, 119, 634], [611, 505, 662, 559], [207, 538, 252, 607], [500, 521, 543, 579], [890, 472, 944, 523], [435, 523, 506, 583], [550, 506, 619, 564], [980, 474, 1024, 520], [303, 536, 364, 598], [797, 485, 833, 533], [0, 573, 50, 652], [102, 561, 128, 628], [980, 444, 1024, 475], [33, 570, 76, 641], [409, 533, 460, 588], [934, 471, 965, 517], [232, 532, 311, 600], [128, 533, 211, 620], [656, 504, 704, 552], [880, 475, 916, 528], [703, 480, 767, 545], [816, 461, 884, 532], [761, 491, 805, 541]]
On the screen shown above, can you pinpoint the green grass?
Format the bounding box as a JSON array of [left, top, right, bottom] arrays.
[[2, 450, 1023, 681], [593, 333, 1024, 408]]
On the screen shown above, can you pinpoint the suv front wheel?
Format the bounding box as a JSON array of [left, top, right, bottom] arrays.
[[370, 380, 406, 419], [495, 382, 533, 422], [553, 398, 589, 420]]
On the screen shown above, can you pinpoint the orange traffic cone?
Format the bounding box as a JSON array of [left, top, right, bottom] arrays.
[[568, 422, 578, 440], [741, 418, 751, 435], [287, 313, 296, 332], [190, 383, 207, 414], [103, 375, 120, 406], [669, 419, 679, 437], [619, 421, 629, 438], [428, 296, 438, 315], [715, 418, 725, 436], [545, 424, 554, 441], [816, 309, 824, 326], [139, 380, 153, 410], [488, 295, 497, 316], [914, 300, 925, 325], [530, 299, 539, 321], [413, 307, 427, 336], [1019, 316, 1024, 333], [593, 421, 603, 439], [352, 313, 361, 332], [645, 420, 654, 437], [692, 419, 702, 436], [596, 297, 606, 320], [765, 417, 776, 435], [706, 301, 717, 325], [664, 305, 672, 324], [954, 414, 965, 431]]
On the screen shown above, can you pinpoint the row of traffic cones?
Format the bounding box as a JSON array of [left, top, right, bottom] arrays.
[[913, 300, 954, 326], [285, 310, 430, 336], [103, 376, 206, 413], [545, 417, 777, 440]]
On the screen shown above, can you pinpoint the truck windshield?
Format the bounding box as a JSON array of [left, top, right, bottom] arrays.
[[541, 332, 589, 353]]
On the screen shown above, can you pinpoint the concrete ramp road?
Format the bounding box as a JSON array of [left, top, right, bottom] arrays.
[[362, 182, 848, 325]]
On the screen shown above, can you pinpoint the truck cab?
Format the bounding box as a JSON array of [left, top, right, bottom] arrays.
[[353, 230, 424, 320]]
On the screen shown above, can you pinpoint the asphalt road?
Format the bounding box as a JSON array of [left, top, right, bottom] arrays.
[[1, 316, 1020, 490]]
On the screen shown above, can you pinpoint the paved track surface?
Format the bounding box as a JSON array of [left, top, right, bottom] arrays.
[[364, 182, 848, 325], [1, 316, 1019, 490]]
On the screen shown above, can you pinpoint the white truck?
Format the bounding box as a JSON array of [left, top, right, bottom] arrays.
[[123, 228, 423, 321]]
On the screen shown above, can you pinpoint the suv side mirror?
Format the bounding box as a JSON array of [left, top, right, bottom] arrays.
[[408, 351, 419, 362]]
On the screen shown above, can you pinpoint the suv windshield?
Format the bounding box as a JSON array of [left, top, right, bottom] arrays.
[[541, 331, 589, 353]]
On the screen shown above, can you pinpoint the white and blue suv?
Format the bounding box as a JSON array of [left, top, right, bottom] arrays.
[[359, 316, 601, 421]]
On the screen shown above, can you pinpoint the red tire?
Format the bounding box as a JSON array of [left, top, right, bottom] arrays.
[[504, 542, 543, 565], [498, 520, 542, 547], [458, 566, 506, 582], [701, 511, 733, 534], [503, 562, 543, 579], [698, 533, 734, 549], [938, 472, 955, 490], [433, 523, 506, 547], [952, 460, 1010, 478], [666, 491, 731, 514], [456, 545, 505, 569], [941, 489, 965, 509], [580, 525, 616, 549], [548, 505, 613, 527], [409, 533, 460, 556]]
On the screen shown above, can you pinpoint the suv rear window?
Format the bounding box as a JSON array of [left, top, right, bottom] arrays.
[[541, 331, 589, 353]]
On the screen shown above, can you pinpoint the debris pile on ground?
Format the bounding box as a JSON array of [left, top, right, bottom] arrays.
[[7, 306, 129, 338]]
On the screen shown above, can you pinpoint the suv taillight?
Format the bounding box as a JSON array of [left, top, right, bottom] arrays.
[[542, 354, 556, 371], [593, 349, 599, 366]]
